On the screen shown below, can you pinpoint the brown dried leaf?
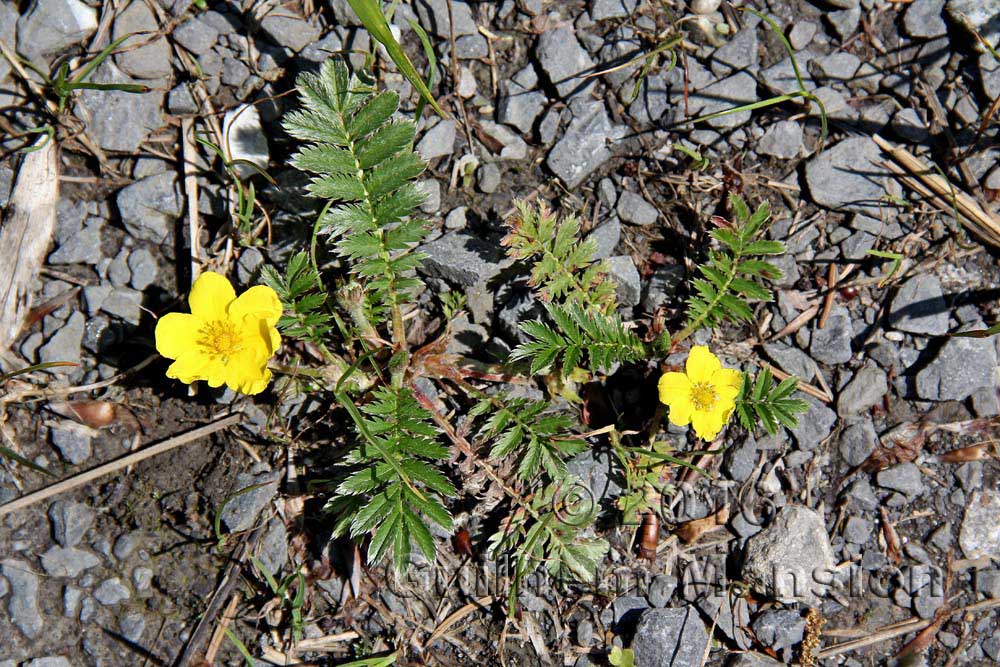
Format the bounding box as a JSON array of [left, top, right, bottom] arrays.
[[894, 607, 949, 660], [67, 400, 117, 428], [863, 422, 927, 472], [879, 507, 902, 565], [938, 443, 990, 463], [674, 505, 730, 544]]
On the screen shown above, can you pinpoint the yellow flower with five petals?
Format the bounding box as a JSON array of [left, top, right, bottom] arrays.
[[154, 272, 282, 395], [658, 346, 741, 441]]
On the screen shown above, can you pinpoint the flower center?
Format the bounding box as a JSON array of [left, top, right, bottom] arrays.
[[198, 319, 243, 363], [690, 382, 718, 412]]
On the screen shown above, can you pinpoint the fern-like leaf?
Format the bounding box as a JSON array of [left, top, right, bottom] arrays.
[[260, 251, 332, 345], [734, 368, 809, 435]]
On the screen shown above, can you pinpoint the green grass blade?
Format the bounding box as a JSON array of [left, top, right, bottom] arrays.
[[346, 0, 447, 118]]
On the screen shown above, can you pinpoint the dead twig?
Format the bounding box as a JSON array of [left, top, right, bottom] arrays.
[[0, 412, 241, 517]]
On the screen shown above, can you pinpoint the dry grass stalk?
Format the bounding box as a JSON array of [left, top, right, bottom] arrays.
[[873, 134, 1000, 248]]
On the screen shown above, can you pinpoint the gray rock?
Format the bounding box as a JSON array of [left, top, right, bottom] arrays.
[[841, 230, 876, 260], [174, 17, 219, 55], [413, 0, 477, 37], [498, 80, 547, 134], [547, 101, 625, 188], [711, 27, 759, 76], [101, 287, 143, 325], [810, 305, 853, 365], [39, 311, 85, 367], [945, 0, 1000, 46], [117, 172, 183, 243], [805, 137, 896, 217], [631, 606, 709, 667], [63, 585, 83, 617], [697, 594, 752, 649], [25, 659, 71, 667], [889, 274, 949, 335], [167, 83, 199, 115], [477, 121, 528, 160], [605, 595, 649, 630], [219, 471, 279, 532], [537, 25, 595, 98], [688, 71, 759, 129], [838, 363, 888, 416], [94, 577, 131, 605], [758, 120, 803, 159], [906, 0, 948, 38], [788, 21, 818, 50], [127, 247, 158, 291], [844, 516, 873, 544], [838, 416, 878, 467], [590, 0, 636, 20], [114, 531, 143, 560], [257, 518, 288, 576], [789, 396, 836, 451], [51, 426, 93, 464], [724, 436, 757, 482], [49, 499, 94, 547], [617, 191, 659, 226], [647, 574, 677, 607], [876, 462, 924, 498], [40, 546, 100, 577], [455, 33, 488, 59], [741, 505, 835, 606], [498, 290, 544, 343], [955, 461, 983, 491], [629, 72, 670, 124], [727, 655, 784, 667], [120, 611, 146, 642], [478, 163, 501, 193], [260, 10, 320, 52], [112, 0, 172, 79], [642, 264, 685, 313], [236, 248, 264, 286], [760, 51, 816, 95], [48, 221, 103, 265], [418, 230, 504, 287], [16, 0, 97, 63], [221, 56, 251, 88], [416, 119, 456, 161], [976, 569, 1000, 598], [0, 3, 16, 83], [565, 448, 622, 506], [825, 0, 859, 7], [762, 343, 815, 381], [751, 609, 805, 651], [20, 332, 43, 363], [607, 255, 640, 307], [416, 179, 441, 214], [826, 7, 861, 41], [77, 61, 165, 153], [585, 217, 620, 260], [810, 52, 861, 83], [960, 489, 1000, 559], [892, 108, 930, 143], [1, 559, 43, 639], [108, 248, 131, 287], [133, 566, 153, 591], [916, 331, 997, 401]]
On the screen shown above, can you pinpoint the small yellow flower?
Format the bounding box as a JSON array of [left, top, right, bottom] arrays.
[[154, 272, 282, 395], [658, 345, 741, 441]]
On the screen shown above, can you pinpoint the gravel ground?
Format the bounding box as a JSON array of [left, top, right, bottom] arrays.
[[2, 0, 1000, 665]]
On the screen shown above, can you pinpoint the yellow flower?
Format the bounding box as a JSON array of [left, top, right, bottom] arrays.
[[154, 272, 282, 395], [658, 345, 741, 441]]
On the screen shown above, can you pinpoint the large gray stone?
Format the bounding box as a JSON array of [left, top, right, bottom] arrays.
[[1, 560, 43, 639], [39, 311, 85, 367], [51, 426, 93, 464], [498, 79, 547, 134], [117, 172, 183, 243], [418, 230, 504, 287], [805, 137, 896, 216], [607, 255, 640, 307], [741, 505, 835, 606], [173, 17, 219, 55], [547, 102, 625, 188], [0, 3, 17, 83], [837, 363, 888, 416], [94, 577, 131, 605], [631, 606, 710, 667], [711, 27, 759, 76], [617, 191, 659, 226], [16, 0, 97, 63], [810, 305, 853, 365], [49, 499, 94, 547], [112, 0, 172, 79], [876, 462, 924, 498], [687, 71, 759, 129], [77, 61, 165, 153], [40, 546, 101, 578], [960, 489, 1000, 559], [758, 120, 803, 160], [888, 274, 949, 335], [416, 119, 456, 161], [413, 0, 477, 37], [838, 416, 877, 467], [789, 396, 836, 451], [48, 221, 103, 265], [219, 471, 279, 532], [259, 10, 321, 52], [916, 331, 997, 401], [946, 0, 1000, 47], [536, 25, 595, 98]]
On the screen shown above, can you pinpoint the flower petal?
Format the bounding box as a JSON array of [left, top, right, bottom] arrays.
[[691, 409, 724, 441], [189, 272, 236, 321], [166, 351, 211, 384], [658, 372, 691, 405], [228, 285, 283, 327], [712, 368, 743, 401], [686, 345, 721, 384], [155, 313, 201, 360], [667, 398, 693, 427]]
